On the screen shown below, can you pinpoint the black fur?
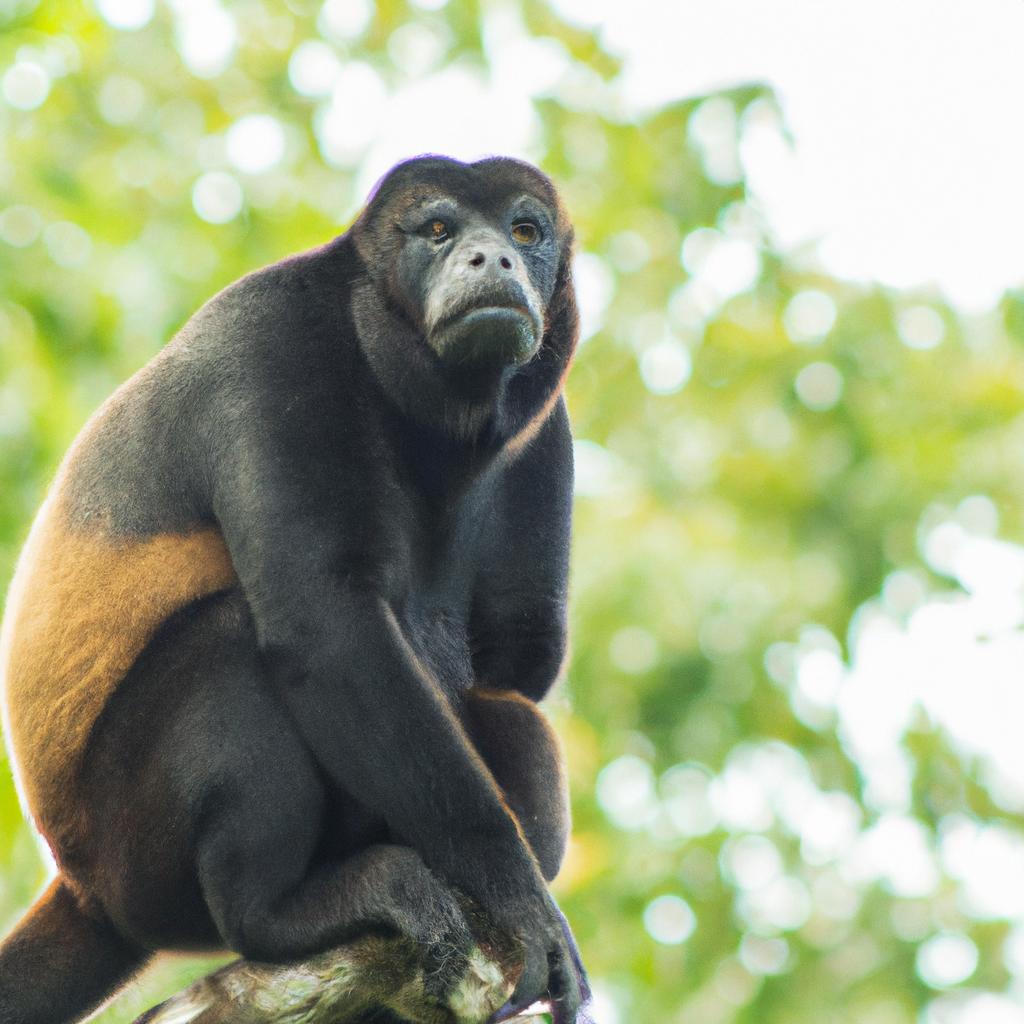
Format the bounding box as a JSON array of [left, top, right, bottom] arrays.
[[0, 156, 585, 1023]]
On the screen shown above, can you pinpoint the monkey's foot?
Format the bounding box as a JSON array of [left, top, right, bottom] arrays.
[[393, 943, 513, 1023]]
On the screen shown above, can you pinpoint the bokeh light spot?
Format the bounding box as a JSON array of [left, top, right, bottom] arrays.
[[607, 230, 650, 273], [572, 439, 628, 499], [95, 0, 154, 30], [643, 895, 696, 945], [596, 755, 657, 830], [226, 115, 286, 174], [739, 875, 812, 932], [2, 61, 50, 110], [97, 74, 146, 124], [0, 205, 42, 247], [609, 626, 659, 674], [795, 361, 843, 411], [563, 124, 608, 172], [720, 834, 782, 891], [587, 987, 620, 1024], [783, 289, 837, 344], [846, 814, 940, 898], [640, 339, 692, 395], [572, 252, 613, 342], [315, 62, 387, 167], [739, 934, 789, 975], [897, 305, 945, 350], [388, 22, 448, 78], [43, 222, 92, 268], [923, 993, 1024, 1024], [1002, 924, 1024, 977], [916, 932, 978, 988], [795, 647, 843, 708], [681, 227, 760, 302], [956, 494, 999, 536], [799, 791, 861, 864], [881, 569, 928, 617], [710, 758, 774, 833], [175, 2, 237, 79], [661, 764, 718, 837], [192, 171, 243, 224], [688, 96, 741, 185], [288, 40, 341, 98], [319, 0, 373, 42]]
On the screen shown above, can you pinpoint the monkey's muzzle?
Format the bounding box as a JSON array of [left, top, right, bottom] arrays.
[[432, 304, 542, 369]]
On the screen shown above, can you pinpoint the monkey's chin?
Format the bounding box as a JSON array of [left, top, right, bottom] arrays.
[[431, 307, 541, 372]]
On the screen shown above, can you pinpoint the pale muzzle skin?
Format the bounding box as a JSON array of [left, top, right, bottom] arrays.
[[423, 231, 546, 372]]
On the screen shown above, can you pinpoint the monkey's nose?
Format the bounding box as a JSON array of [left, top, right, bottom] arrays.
[[468, 250, 513, 270]]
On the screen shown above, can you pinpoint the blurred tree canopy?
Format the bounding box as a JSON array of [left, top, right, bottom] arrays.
[[3, 2, 1024, 1022]]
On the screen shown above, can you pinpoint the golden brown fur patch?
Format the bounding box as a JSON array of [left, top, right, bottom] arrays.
[[0, 490, 236, 845]]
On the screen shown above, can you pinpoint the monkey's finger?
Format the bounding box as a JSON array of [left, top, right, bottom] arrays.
[[546, 948, 581, 1024], [556, 909, 593, 1008], [550, 1001, 575, 1024], [549, 990, 582, 1024], [506, 940, 550, 1019]]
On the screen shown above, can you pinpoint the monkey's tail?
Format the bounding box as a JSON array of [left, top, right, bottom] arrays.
[[0, 876, 147, 1024]]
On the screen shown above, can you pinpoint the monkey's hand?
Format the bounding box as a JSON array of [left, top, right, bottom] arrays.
[[469, 887, 581, 1024]]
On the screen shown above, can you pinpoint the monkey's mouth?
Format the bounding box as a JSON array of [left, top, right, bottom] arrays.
[[430, 304, 542, 369]]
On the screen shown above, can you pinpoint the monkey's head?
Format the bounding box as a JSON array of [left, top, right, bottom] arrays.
[[351, 156, 578, 441]]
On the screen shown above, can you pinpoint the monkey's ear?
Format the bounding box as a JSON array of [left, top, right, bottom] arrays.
[[544, 241, 580, 365]]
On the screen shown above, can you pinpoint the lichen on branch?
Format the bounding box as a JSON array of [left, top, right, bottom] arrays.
[[131, 927, 541, 1024]]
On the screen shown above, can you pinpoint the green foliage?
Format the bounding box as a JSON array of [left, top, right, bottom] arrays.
[[2, 2, 1024, 1022]]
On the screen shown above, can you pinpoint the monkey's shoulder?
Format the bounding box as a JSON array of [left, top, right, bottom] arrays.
[[177, 234, 357, 364]]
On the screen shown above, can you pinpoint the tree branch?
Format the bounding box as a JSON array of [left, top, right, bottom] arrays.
[[131, 915, 546, 1024]]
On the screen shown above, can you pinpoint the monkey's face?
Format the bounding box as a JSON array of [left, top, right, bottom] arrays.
[[395, 194, 553, 372], [354, 157, 571, 381]]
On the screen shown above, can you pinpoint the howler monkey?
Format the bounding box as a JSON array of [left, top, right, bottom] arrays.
[[0, 156, 588, 1023]]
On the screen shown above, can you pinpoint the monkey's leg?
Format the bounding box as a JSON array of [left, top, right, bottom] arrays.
[[198, 827, 496, 1012], [463, 688, 570, 882], [198, 830, 474, 974], [463, 689, 594, 1024], [0, 877, 148, 1024]]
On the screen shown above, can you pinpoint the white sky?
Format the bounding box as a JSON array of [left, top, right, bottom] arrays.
[[555, 0, 1024, 310]]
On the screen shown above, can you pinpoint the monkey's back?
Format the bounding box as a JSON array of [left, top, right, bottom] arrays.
[[0, 345, 238, 850]]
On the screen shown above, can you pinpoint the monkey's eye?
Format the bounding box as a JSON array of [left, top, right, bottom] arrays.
[[511, 221, 539, 245], [429, 220, 449, 243]]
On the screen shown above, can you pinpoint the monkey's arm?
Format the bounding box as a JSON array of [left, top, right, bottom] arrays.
[[212, 461, 531, 898], [471, 399, 574, 702]]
